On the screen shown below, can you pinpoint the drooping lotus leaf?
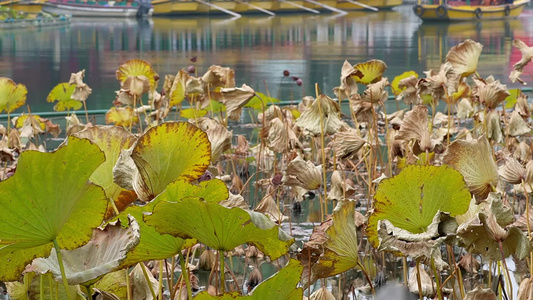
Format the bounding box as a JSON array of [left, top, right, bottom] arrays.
[[518, 278, 533, 300], [464, 286, 497, 300], [333, 128, 365, 160], [310, 287, 335, 300], [457, 98, 474, 119], [168, 69, 187, 107], [31, 217, 140, 285], [327, 170, 356, 201], [367, 165, 471, 249], [395, 75, 419, 105], [417, 63, 455, 101], [220, 84, 256, 120], [114, 179, 226, 267], [105, 107, 139, 127], [486, 110, 503, 143], [194, 117, 232, 163], [443, 135, 498, 200], [113, 122, 210, 202], [407, 266, 435, 297], [202, 65, 235, 100], [74, 126, 138, 217], [457, 193, 530, 261], [254, 194, 287, 223], [473, 76, 510, 110], [129, 263, 159, 300], [14, 114, 45, 131], [336, 60, 360, 100], [282, 155, 321, 191], [267, 117, 301, 154], [395, 105, 432, 152], [194, 259, 303, 299], [0, 137, 108, 281], [499, 155, 526, 185], [509, 39, 533, 85], [47, 83, 82, 112], [360, 77, 389, 104], [69, 69, 92, 102], [506, 110, 530, 136], [145, 182, 294, 260], [116, 59, 158, 90], [353, 59, 387, 84], [7, 273, 84, 300], [93, 269, 128, 300], [0, 77, 27, 113], [446, 39, 483, 78], [300, 200, 360, 288], [295, 92, 343, 136]]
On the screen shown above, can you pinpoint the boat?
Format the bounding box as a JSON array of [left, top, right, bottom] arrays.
[[0, 0, 47, 13], [413, 0, 530, 21], [335, 0, 402, 10], [42, 0, 153, 17], [151, 0, 314, 15]]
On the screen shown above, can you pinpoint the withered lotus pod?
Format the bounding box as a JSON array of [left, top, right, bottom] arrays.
[[509, 39, 533, 85]]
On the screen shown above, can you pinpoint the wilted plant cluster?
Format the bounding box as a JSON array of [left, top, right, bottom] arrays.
[[0, 38, 533, 300]]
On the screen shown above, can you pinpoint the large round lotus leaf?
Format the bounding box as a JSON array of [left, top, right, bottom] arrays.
[[114, 179, 227, 266], [46, 83, 82, 112], [116, 59, 158, 89], [74, 126, 138, 217], [145, 181, 294, 260], [113, 122, 211, 202], [194, 259, 303, 300], [0, 77, 27, 113], [0, 137, 108, 281], [367, 165, 471, 248]]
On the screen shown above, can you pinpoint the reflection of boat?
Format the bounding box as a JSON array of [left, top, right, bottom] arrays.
[[413, 0, 529, 21], [42, 0, 153, 17], [0, 0, 47, 13]]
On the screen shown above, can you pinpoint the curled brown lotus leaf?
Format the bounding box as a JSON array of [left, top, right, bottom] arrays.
[[515, 90, 530, 117], [298, 96, 314, 112], [122, 75, 150, 98], [69, 69, 92, 102], [485, 110, 503, 143], [282, 156, 321, 190], [446, 39, 483, 78], [443, 135, 498, 200], [360, 77, 389, 104], [254, 194, 287, 223], [499, 155, 526, 184], [395, 105, 432, 152], [267, 118, 301, 154], [506, 110, 530, 137], [407, 265, 435, 297], [162, 74, 175, 95], [464, 286, 497, 300], [512, 205, 533, 232], [194, 117, 232, 163], [220, 84, 255, 120], [350, 97, 374, 123], [202, 65, 235, 101], [509, 39, 533, 85], [457, 98, 474, 119], [235, 135, 249, 156], [377, 212, 452, 270], [396, 75, 419, 105], [336, 60, 360, 100], [457, 193, 530, 261], [327, 170, 356, 201], [130, 263, 159, 300], [417, 63, 455, 101], [295, 92, 343, 136], [258, 105, 283, 125], [309, 286, 335, 300], [458, 252, 480, 274], [517, 277, 533, 300], [219, 192, 248, 210], [199, 249, 216, 271], [333, 128, 365, 160], [473, 76, 510, 110], [514, 141, 530, 163]]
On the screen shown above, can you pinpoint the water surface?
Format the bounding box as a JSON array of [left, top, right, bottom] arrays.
[[1, 4, 532, 113]]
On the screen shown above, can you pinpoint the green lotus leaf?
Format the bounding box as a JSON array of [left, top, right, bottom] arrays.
[[300, 200, 360, 288], [206, 99, 227, 113], [194, 259, 303, 299], [74, 126, 138, 217], [113, 122, 211, 202], [145, 181, 293, 260], [7, 273, 84, 300], [180, 108, 208, 119], [245, 92, 280, 111], [0, 137, 108, 281], [391, 71, 418, 96], [504, 88, 521, 109], [367, 165, 471, 249], [113, 179, 226, 267], [0, 77, 27, 113], [93, 269, 128, 300], [353, 59, 387, 84], [47, 83, 82, 112], [31, 216, 140, 285]]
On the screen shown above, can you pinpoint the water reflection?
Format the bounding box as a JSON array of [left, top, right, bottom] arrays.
[[0, 5, 530, 113]]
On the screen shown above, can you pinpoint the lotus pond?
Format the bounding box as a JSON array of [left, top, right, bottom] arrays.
[[2, 38, 533, 300]]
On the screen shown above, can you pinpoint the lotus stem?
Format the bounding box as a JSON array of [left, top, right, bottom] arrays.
[[165, 258, 173, 298], [431, 257, 443, 300], [498, 241, 513, 300], [316, 83, 328, 220], [140, 262, 157, 300], [415, 259, 423, 300], [40, 273, 44, 300], [82, 100, 89, 124], [158, 260, 163, 300], [219, 251, 226, 293], [402, 257, 408, 286], [48, 274, 54, 300], [179, 251, 193, 299], [86, 284, 93, 299], [52, 239, 72, 300], [357, 262, 375, 296], [126, 267, 131, 300]]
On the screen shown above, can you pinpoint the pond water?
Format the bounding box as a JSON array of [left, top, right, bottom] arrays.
[[0, 4, 532, 113]]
